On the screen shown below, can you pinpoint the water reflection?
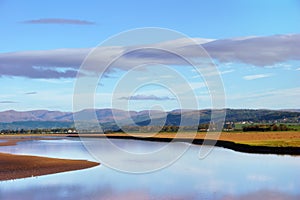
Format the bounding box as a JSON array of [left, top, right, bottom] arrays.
[[82, 138, 192, 173], [221, 190, 300, 200], [0, 138, 299, 200]]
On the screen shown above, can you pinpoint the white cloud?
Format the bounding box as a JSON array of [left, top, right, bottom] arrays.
[[247, 174, 272, 182], [189, 82, 206, 90], [226, 87, 300, 109], [221, 69, 235, 74], [243, 73, 272, 80], [192, 74, 201, 79]]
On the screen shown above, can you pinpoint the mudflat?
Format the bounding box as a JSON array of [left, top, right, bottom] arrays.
[[0, 135, 99, 181], [0, 152, 99, 181]]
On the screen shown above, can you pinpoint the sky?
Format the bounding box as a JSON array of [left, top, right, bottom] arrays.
[[0, 0, 300, 111]]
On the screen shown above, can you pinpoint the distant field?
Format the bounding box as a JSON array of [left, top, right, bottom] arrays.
[[287, 124, 300, 131], [234, 123, 300, 131]]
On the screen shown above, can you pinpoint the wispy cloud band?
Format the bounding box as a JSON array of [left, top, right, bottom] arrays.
[[24, 92, 37, 95], [0, 34, 299, 79], [0, 101, 18, 104], [119, 94, 175, 101], [21, 18, 95, 25], [243, 73, 273, 80]]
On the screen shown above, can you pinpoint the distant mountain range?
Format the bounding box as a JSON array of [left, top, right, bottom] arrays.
[[0, 110, 73, 123], [0, 109, 299, 130]]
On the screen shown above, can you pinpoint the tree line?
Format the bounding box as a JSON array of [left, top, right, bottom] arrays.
[[1, 123, 297, 134], [242, 124, 291, 132]]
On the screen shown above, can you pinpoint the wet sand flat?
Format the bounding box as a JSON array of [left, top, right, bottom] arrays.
[[0, 152, 99, 181], [0, 135, 99, 181]]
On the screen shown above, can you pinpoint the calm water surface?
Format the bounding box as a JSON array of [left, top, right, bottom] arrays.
[[0, 137, 299, 200]]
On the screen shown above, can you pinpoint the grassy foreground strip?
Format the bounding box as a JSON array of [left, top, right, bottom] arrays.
[[0, 135, 99, 181], [73, 131, 300, 155]]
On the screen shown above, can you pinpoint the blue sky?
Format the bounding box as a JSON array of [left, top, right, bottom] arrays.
[[0, 0, 300, 111]]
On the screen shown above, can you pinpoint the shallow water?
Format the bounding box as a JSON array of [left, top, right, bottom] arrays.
[[0, 137, 299, 200]]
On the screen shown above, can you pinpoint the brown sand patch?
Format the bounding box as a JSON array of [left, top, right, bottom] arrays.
[[0, 138, 20, 146], [0, 152, 99, 181], [0, 135, 99, 181]]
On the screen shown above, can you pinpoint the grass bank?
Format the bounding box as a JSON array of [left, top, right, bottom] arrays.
[[71, 131, 300, 155]]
